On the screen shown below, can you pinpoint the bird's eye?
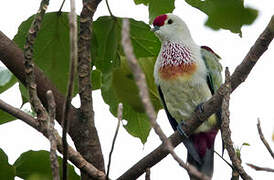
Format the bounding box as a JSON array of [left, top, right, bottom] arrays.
[[167, 19, 173, 24]]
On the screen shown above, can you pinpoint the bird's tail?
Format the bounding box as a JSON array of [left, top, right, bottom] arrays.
[[187, 130, 217, 180], [187, 146, 214, 180]]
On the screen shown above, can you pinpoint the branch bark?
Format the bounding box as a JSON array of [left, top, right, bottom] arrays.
[[118, 15, 274, 180], [77, 0, 105, 178], [246, 163, 274, 173], [221, 68, 251, 180], [62, 0, 78, 179], [46, 91, 60, 180], [257, 119, 274, 159]]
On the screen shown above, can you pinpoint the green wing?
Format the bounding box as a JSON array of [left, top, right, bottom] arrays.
[[201, 46, 223, 94]]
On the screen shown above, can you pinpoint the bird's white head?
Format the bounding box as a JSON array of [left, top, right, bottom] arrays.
[[152, 13, 193, 43]]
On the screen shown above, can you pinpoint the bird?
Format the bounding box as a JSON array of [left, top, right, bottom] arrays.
[[152, 13, 223, 179]]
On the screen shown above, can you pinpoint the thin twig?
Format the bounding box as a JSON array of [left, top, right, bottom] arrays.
[[0, 99, 106, 180], [46, 90, 60, 180], [121, 18, 209, 180], [62, 0, 78, 179], [145, 168, 150, 180], [246, 163, 274, 172], [105, 0, 114, 17], [221, 68, 252, 180], [24, 0, 49, 122], [118, 15, 274, 180], [106, 103, 123, 179], [58, 0, 66, 15], [214, 151, 233, 169], [257, 119, 274, 159]]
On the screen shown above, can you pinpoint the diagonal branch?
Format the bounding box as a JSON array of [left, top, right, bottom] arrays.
[[257, 119, 274, 159], [118, 15, 274, 180], [246, 163, 274, 173], [0, 99, 106, 180]]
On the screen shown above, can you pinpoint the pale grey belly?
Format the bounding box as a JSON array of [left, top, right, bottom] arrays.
[[160, 79, 212, 123]]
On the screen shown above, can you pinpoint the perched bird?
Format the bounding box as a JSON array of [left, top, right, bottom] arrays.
[[152, 13, 223, 179]]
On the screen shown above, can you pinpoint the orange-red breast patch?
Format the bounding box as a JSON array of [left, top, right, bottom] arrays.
[[159, 63, 197, 80]]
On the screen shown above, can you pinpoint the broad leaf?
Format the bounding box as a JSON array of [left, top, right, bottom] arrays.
[[0, 148, 15, 180], [92, 16, 120, 73], [0, 110, 16, 125], [14, 150, 80, 180], [0, 67, 18, 94], [185, 0, 258, 34], [13, 12, 102, 102]]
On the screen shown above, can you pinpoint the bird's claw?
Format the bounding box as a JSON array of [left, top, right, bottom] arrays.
[[177, 121, 188, 138], [195, 102, 204, 113]]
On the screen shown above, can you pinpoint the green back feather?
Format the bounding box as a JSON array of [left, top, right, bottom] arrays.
[[201, 47, 223, 93]]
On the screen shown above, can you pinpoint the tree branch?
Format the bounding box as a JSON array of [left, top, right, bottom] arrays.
[[257, 119, 274, 159], [23, 0, 49, 122], [221, 68, 251, 180], [0, 99, 106, 180], [118, 15, 274, 180], [246, 163, 274, 173], [106, 103, 123, 179], [62, 0, 78, 179], [77, 0, 105, 177]]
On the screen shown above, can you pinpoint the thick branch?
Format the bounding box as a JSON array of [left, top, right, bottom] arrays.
[[77, 0, 105, 176], [0, 99, 106, 180], [118, 15, 274, 179]]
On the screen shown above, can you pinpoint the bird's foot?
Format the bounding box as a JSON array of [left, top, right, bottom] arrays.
[[176, 121, 188, 138], [195, 102, 204, 113]]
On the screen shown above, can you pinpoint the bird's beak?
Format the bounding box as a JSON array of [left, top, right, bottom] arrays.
[[151, 25, 160, 32]]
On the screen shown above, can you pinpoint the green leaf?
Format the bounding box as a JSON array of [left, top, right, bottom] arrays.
[[0, 67, 18, 94], [19, 83, 29, 107], [13, 12, 78, 96], [91, 69, 102, 90], [242, 142, 250, 147], [185, 0, 258, 34], [0, 148, 15, 180], [92, 16, 120, 73], [149, 0, 175, 23], [94, 17, 162, 143], [0, 110, 16, 125], [14, 150, 80, 180], [133, 0, 149, 5]]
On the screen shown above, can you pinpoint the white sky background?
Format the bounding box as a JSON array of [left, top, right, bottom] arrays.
[[0, 0, 273, 180]]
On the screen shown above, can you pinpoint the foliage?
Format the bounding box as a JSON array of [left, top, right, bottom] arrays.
[[0, 149, 79, 180], [133, 0, 258, 34]]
